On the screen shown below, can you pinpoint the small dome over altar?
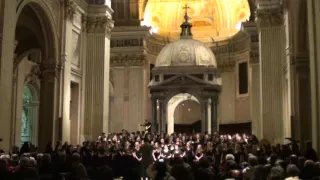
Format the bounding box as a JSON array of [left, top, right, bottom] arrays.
[[155, 38, 217, 67]]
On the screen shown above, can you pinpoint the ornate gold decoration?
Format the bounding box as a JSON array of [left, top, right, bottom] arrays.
[[82, 15, 114, 34], [256, 8, 283, 27], [110, 53, 146, 66], [142, 0, 250, 42], [64, 0, 77, 19]]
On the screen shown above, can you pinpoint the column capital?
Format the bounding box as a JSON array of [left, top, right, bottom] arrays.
[[40, 64, 59, 82], [256, 7, 284, 27], [82, 15, 114, 35], [63, 0, 77, 20]]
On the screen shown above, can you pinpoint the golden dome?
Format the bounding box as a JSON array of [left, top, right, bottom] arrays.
[[142, 0, 250, 42], [155, 38, 216, 67]]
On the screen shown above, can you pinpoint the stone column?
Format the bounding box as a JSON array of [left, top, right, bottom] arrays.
[[307, 0, 320, 152], [242, 21, 262, 139], [211, 95, 218, 133], [158, 100, 163, 134], [0, 0, 16, 152], [201, 101, 207, 133], [83, 6, 114, 140], [151, 97, 157, 133], [38, 64, 59, 151], [204, 100, 208, 133], [250, 58, 262, 138], [61, 4, 75, 143], [256, 3, 286, 143]]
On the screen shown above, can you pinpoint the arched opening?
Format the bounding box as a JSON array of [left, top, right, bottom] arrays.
[[167, 93, 200, 134], [13, 1, 59, 150], [21, 84, 39, 145], [174, 100, 201, 133]]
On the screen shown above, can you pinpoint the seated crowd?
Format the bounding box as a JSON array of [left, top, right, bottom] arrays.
[[0, 130, 319, 180]]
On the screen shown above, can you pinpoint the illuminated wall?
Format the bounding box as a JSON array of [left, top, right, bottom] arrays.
[[142, 0, 250, 42]]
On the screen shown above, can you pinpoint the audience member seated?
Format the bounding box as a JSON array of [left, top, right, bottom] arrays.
[[0, 130, 319, 180]]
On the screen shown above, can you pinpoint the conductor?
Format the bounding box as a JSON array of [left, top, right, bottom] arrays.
[[141, 120, 152, 133]]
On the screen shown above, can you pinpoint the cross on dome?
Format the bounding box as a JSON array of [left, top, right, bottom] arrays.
[[180, 4, 193, 38]]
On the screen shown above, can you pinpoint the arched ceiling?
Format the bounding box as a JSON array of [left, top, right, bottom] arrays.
[[141, 0, 251, 42]]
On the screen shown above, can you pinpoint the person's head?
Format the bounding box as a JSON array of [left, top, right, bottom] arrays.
[[155, 160, 167, 179], [0, 159, 9, 170], [135, 141, 140, 149], [43, 153, 51, 164], [306, 140, 313, 149], [298, 156, 306, 168], [19, 157, 29, 167], [248, 155, 258, 166], [289, 154, 298, 165], [268, 166, 284, 180], [226, 154, 235, 161], [29, 157, 36, 167], [71, 153, 81, 163], [286, 164, 300, 177], [304, 160, 315, 169]]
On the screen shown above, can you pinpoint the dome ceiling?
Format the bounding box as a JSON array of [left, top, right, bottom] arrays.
[[141, 0, 250, 42], [155, 38, 217, 67]]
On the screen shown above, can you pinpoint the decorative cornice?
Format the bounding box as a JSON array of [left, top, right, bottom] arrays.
[[110, 53, 146, 67], [64, 0, 77, 19], [82, 15, 114, 34], [111, 38, 143, 48], [217, 61, 235, 73], [256, 7, 284, 27]]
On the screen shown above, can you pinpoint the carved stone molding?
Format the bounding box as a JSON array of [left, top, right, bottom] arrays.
[[64, 0, 77, 19], [217, 62, 235, 73], [256, 8, 284, 27], [111, 38, 144, 48], [40, 64, 59, 82], [82, 15, 114, 34], [111, 53, 146, 67], [24, 65, 41, 83]]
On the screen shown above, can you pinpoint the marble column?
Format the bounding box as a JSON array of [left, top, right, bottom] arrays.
[[0, 0, 16, 152], [256, 5, 286, 143], [211, 95, 218, 133], [38, 65, 59, 151], [151, 97, 157, 133], [83, 7, 114, 139], [307, 0, 320, 152]]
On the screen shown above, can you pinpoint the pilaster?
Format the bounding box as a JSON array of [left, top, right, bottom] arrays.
[[38, 64, 59, 151], [0, 0, 16, 152], [242, 21, 262, 139], [83, 5, 114, 139], [257, 5, 286, 143], [61, 0, 76, 143], [307, 0, 320, 152]]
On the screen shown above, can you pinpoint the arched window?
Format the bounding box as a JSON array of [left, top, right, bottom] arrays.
[[21, 86, 33, 143], [21, 84, 39, 144]]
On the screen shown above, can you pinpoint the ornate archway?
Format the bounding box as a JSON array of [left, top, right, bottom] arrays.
[[167, 93, 199, 134], [149, 66, 221, 134], [13, 1, 60, 150]]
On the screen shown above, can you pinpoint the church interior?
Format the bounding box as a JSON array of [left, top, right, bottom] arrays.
[[0, 0, 319, 154]]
